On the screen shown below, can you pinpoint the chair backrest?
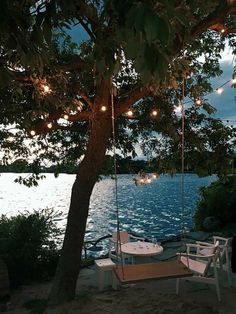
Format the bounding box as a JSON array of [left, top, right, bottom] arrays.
[[112, 231, 130, 244], [203, 240, 219, 276], [213, 236, 232, 261]]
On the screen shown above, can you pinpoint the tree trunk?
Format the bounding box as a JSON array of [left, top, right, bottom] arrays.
[[49, 101, 112, 306]]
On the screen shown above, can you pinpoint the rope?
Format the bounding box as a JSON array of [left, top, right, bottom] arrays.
[[179, 76, 190, 269], [111, 84, 125, 279], [181, 76, 185, 238]]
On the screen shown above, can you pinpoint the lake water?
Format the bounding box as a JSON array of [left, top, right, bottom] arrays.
[[0, 173, 216, 248]]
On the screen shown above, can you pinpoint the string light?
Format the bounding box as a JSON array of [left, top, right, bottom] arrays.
[[216, 87, 224, 95], [101, 106, 107, 112], [134, 172, 160, 186], [174, 105, 182, 113], [77, 104, 83, 111], [30, 130, 36, 136], [220, 28, 226, 34], [7, 136, 14, 142], [63, 114, 69, 120], [183, 76, 234, 107], [126, 110, 133, 117], [195, 98, 202, 106], [41, 84, 51, 94], [151, 110, 159, 117], [47, 122, 53, 129]]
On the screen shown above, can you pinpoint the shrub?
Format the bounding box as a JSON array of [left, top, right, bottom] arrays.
[[0, 209, 62, 287], [194, 175, 236, 230]]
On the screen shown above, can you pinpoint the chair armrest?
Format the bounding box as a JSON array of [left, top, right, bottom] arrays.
[[196, 241, 214, 246], [186, 243, 216, 250], [177, 252, 215, 259], [186, 243, 217, 255]]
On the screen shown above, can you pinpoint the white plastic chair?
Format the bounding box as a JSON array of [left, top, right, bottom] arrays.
[[196, 236, 232, 286], [176, 241, 221, 301], [108, 230, 144, 262]]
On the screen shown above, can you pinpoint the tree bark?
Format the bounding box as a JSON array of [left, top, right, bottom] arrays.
[[49, 85, 112, 306]]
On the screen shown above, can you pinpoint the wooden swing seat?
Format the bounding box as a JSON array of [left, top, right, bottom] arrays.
[[113, 260, 192, 283]]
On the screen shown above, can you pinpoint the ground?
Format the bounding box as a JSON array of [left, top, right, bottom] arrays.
[[8, 265, 236, 314]]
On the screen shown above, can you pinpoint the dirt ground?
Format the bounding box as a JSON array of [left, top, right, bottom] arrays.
[[8, 265, 236, 314]]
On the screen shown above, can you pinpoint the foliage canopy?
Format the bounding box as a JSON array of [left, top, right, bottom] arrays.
[[0, 1, 236, 183]]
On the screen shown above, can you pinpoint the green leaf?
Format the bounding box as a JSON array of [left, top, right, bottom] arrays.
[[126, 5, 147, 32], [154, 52, 169, 79], [43, 20, 52, 45], [144, 13, 169, 45], [125, 37, 142, 59], [144, 44, 158, 72], [96, 58, 106, 73]]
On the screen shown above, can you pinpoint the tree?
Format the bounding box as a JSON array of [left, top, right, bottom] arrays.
[[0, 0, 236, 306]]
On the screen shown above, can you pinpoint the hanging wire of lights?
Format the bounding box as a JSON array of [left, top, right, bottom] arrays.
[[183, 76, 236, 107]]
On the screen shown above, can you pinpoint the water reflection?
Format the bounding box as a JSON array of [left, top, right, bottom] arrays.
[[0, 173, 216, 247]]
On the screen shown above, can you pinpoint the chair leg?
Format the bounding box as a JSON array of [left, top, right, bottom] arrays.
[[225, 249, 232, 286], [112, 272, 118, 290], [213, 263, 221, 301], [216, 280, 221, 302], [176, 278, 180, 295], [98, 269, 104, 292]]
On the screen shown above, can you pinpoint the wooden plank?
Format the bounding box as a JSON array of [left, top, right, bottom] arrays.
[[113, 260, 192, 283]]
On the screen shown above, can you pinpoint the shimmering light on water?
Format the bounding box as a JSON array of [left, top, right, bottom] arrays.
[[0, 173, 216, 246]]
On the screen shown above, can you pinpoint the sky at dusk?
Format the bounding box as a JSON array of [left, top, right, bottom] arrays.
[[206, 60, 236, 124], [68, 26, 236, 126]]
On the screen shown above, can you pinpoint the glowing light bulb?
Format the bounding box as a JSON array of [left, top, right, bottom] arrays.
[[195, 98, 201, 106], [7, 136, 14, 142], [63, 114, 69, 120], [30, 130, 36, 136], [152, 110, 158, 116], [47, 122, 53, 129], [41, 84, 51, 94], [101, 106, 107, 112], [152, 174, 157, 179], [174, 105, 182, 113], [126, 110, 133, 117], [220, 28, 226, 34], [147, 178, 152, 183], [216, 87, 224, 95], [77, 100, 83, 111]]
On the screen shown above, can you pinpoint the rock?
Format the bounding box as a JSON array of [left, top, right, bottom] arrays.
[[163, 241, 183, 249], [153, 248, 182, 261], [202, 216, 220, 231], [185, 231, 211, 241]]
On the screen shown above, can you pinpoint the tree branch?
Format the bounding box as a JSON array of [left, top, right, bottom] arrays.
[[116, 86, 150, 116], [66, 111, 91, 122], [47, 110, 91, 123], [191, 0, 235, 37], [75, 17, 96, 41], [70, 84, 94, 109], [59, 56, 93, 72]]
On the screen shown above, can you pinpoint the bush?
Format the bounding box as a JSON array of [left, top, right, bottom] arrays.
[[194, 175, 236, 230], [0, 209, 62, 287]]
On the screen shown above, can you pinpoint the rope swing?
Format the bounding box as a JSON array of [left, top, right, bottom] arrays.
[[181, 76, 186, 239], [111, 79, 193, 284], [110, 83, 125, 279]]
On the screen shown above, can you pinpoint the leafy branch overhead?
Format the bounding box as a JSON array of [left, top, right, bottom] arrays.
[[0, 0, 236, 179]]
